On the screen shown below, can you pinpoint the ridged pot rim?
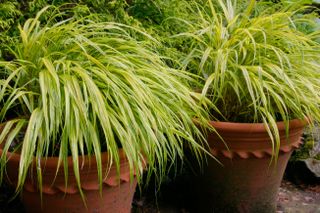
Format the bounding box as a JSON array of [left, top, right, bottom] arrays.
[[0, 121, 144, 194], [208, 118, 308, 133], [0, 121, 127, 169], [0, 148, 127, 170]]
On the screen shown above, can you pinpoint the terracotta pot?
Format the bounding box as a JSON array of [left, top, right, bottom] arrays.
[[191, 119, 306, 213], [0, 132, 139, 213]]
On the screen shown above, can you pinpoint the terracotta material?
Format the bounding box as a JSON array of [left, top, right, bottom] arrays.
[[191, 119, 306, 213], [0, 136, 139, 213]]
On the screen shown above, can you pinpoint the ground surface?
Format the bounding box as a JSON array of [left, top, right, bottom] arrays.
[[276, 180, 320, 213], [0, 179, 319, 213], [131, 179, 320, 213]]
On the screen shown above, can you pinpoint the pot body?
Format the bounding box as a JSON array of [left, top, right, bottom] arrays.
[[191, 119, 306, 213], [1, 147, 137, 213]]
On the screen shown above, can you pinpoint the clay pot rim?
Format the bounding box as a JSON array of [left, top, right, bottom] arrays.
[[0, 121, 127, 169], [208, 118, 309, 133], [1, 149, 127, 169]]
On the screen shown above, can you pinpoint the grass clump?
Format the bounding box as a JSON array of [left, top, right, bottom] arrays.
[[0, 9, 210, 197]]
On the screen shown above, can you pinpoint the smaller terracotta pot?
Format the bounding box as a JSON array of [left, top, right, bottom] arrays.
[[191, 119, 306, 213], [0, 138, 140, 213]]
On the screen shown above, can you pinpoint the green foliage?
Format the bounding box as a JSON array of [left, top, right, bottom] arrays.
[[0, 10, 210, 198], [291, 126, 320, 161], [0, 1, 21, 59], [0, 1, 21, 30], [129, 0, 195, 27], [257, 0, 320, 38], [291, 138, 320, 161], [171, 0, 320, 158], [125, 0, 206, 69], [0, 0, 142, 60]]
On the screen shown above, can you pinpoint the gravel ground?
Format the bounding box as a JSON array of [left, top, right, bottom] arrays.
[[277, 180, 320, 213], [0, 179, 319, 213]]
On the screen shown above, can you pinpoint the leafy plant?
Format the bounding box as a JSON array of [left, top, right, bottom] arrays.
[[0, 1, 21, 30], [125, 1, 191, 67], [256, 0, 320, 40], [291, 127, 320, 161], [172, 0, 320, 158], [0, 0, 21, 59], [0, 9, 210, 198], [0, 0, 142, 60]]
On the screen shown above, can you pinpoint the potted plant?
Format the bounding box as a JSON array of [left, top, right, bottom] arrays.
[[0, 8, 210, 212], [171, 0, 320, 212]]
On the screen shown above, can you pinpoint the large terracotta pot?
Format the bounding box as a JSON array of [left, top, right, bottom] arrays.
[[191, 119, 306, 213], [0, 141, 138, 213]]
